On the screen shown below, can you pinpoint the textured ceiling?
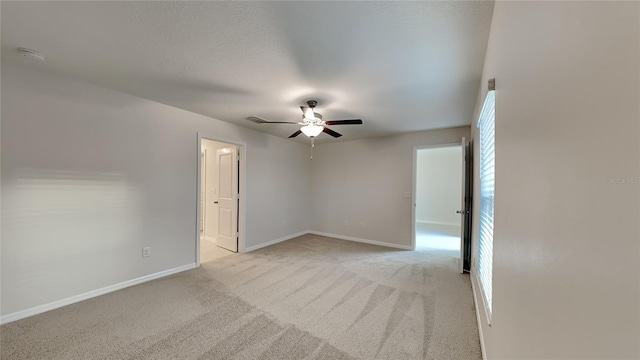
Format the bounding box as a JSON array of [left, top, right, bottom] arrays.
[[1, 1, 494, 144]]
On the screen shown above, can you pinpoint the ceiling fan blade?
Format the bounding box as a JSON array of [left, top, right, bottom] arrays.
[[322, 127, 342, 138], [300, 106, 315, 119], [246, 116, 298, 124], [325, 119, 363, 125], [288, 130, 303, 138]]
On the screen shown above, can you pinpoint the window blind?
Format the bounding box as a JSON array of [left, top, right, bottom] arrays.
[[478, 90, 495, 315]]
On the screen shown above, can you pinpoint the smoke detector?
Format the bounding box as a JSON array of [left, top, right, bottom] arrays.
[[17, 47, 45, 62]]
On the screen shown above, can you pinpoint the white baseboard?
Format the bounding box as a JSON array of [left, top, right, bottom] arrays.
[[308, 230, 412, 250], [471, 273, 488, 360], [244, 231, 309, 252], [203, 236, 216, 243], [1, 231, 408, 324], [416, 220, 460, 227], [0, 263, 197, 325]]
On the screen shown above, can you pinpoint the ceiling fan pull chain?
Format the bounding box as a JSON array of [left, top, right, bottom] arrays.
[[310, 137, 315, 160]]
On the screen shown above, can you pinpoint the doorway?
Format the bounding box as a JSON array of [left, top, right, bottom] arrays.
[[197, 134, 246, 266], [412, 142, 467, 270]]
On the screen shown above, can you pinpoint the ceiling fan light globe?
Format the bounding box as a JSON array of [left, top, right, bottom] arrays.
[[301, 124, 323, 137]]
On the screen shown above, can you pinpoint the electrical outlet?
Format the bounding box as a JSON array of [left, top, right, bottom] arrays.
[[142, 247, 151, 258], [343, 220, 349, 225]]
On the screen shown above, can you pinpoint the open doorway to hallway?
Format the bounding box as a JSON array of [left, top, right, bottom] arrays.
[[198, 137, 244, 264], [414, 145, 463, 255]]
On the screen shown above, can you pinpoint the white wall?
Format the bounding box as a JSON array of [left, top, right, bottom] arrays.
[[470, 2, 640, 359], [416, 146, 462, 226], [310, 126, 470, 248], [1, 61, 311, 318]]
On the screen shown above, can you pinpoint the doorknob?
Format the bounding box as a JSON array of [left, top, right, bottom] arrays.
[[214, 201, 218, 204], [456, 210, 469, 214]]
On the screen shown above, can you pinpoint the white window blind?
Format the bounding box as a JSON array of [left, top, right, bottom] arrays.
[[478, 90, 495, 315]]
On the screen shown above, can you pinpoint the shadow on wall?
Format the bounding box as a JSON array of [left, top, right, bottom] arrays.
[[2, 168, 144, 314]]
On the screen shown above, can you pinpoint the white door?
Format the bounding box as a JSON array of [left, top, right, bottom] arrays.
[[458, 137, 466, 273], [216, 147, 238, 252]]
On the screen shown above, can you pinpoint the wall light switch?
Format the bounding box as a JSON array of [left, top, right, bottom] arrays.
[[403, 192, 411, 198]]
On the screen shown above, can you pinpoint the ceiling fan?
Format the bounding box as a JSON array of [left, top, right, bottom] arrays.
[[246, 100, 363, 139]]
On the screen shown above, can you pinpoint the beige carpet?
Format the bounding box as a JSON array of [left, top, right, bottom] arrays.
[[0, 234, 481, 359]]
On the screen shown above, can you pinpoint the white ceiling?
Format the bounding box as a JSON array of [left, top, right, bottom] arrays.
[[1, 1, 494, 144]]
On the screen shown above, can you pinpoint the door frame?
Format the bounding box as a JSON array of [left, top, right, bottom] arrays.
[[411, 142, 464, 251], [196, 133, 247, 266], [200, 150, 206, 237]]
